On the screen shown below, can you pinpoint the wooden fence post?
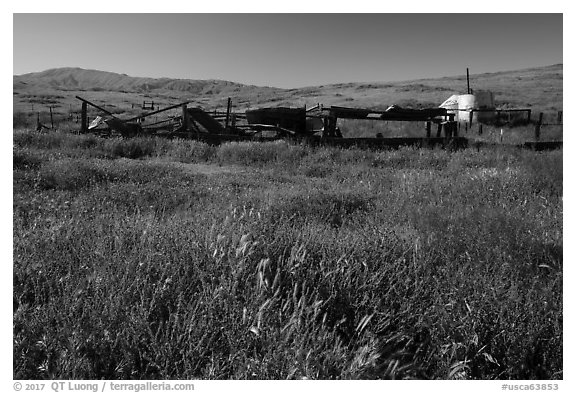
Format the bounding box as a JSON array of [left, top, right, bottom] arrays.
[[181, 104, 188, 131], [478, 124, 483, 135], [426, 121, 431, 138], [49, 106, 54, 129], [535, 112, 543, 141], [81, 102, 88, 133], [451, 122, 456, 138], [225, 97, 232, 129]]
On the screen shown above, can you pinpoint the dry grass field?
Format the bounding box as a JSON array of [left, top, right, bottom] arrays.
[[13, 131, 562, 379], [13, 65, 562, 380]]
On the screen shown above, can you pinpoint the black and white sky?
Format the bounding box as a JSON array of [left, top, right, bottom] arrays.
[[12, 10, 563, 88]]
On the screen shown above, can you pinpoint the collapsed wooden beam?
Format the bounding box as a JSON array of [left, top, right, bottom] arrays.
[[76, 96, 119, 119], [324, 105, 448, 122], [125, 101, 191, 122]]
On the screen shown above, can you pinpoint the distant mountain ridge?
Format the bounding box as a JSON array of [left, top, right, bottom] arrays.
[[15, 64, 563, 93], [13, 67, 278, 95]]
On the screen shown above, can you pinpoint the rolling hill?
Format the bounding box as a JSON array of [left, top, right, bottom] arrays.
[[13, 67, 277, 95], [13, 64, 563, 118]]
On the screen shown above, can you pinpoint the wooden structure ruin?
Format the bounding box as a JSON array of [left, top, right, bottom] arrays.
[[75, 95, 562, 151], [76, 95, 468, 150]]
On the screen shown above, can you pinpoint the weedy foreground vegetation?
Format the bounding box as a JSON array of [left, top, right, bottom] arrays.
[[13, 130, 562, 380]]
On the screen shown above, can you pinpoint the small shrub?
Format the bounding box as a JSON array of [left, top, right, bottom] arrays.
[[104, 137, 157, 159], [216, 141, 278, 166], [519, 150, 562, 197], [13, 130, 68, 150], [216, 140, 309, 167], [268, 187, 373, 227], [165, 139, 217, 163], [65, 134, 102, 150], [13, 148, 47, 170], [13, 112, 33, 129], [38, 159, 108, 190], [300, 163, 334, 178]]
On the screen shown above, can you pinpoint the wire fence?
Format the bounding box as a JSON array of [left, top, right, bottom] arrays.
[[14, 103, 563, 144]]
